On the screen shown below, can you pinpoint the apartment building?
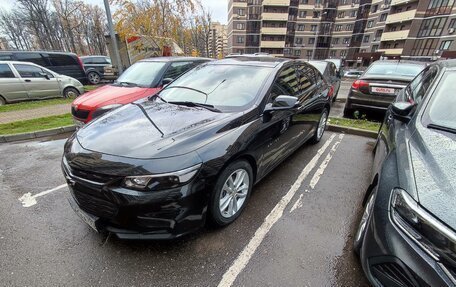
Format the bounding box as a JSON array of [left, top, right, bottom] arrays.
[[209, 22, 229, 58], [227, 0, 456, 66]]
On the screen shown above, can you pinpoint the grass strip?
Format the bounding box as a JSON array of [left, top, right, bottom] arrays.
[[328, 117, 380, 132], [0, 114, 73, 135]]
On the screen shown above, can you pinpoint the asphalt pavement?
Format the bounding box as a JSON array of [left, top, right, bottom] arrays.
[[0, 131, 373, 286]]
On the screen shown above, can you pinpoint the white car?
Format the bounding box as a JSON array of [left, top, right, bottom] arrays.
[[0, 61, 84, 105]]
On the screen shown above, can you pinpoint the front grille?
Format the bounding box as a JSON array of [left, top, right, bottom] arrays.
[[71, 167, 120, 185], [72, 185, 118, 219], [372, 262, 430, 287], [71, 106, 90, 120]]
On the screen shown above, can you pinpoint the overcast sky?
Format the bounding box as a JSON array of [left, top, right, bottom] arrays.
[[3, 0, 228, 24]]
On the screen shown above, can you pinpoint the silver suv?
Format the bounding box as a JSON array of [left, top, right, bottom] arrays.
[[0, 61, 84, 105]]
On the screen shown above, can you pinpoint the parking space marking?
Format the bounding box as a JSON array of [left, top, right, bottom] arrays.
[[309, 134, 344, 190], [289, 194, 303, 213], [217, 134, 337, 287], [18, 184, 67, 207]]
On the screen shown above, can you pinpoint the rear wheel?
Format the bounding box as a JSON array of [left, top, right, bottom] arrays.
[[87, 71, 101, 85], [63, 87, 80, 99], [353, 190, 376, 255], [208, 160, 253, 227], [310, 108, 328, 144]]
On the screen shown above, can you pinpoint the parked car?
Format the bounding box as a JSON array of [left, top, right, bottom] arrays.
[[0, 51, 87, 84], [0, 61, 84, 105], [343, 60, 426, 117], [354, 60, 456, 287], [62, 57, 332, 239], [325, 58, 344, 76], [71, 57, 211, 124], [344, 70, 363, 78], [80, 55, 113, 85], [307, 60, 341, 102]]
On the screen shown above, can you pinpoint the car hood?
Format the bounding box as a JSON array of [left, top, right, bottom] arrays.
[[409, 124, 456, 230], [76, 99, 237, 159], [72, 85, 159, 109]]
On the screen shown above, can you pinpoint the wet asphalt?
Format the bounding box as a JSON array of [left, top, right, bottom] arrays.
[[0, 131, 373, 287]]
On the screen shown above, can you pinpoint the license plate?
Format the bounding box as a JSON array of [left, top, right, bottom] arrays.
[[68, 197, 99, 232], [372, 87, 395, 94]]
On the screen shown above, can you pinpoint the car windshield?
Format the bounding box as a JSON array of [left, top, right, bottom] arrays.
[[427, 72, 456, 132], [157, 64, 273, 112], [365, 63, 423, 77], [114, 61, 166, 87], [308, 61, 326, 74]]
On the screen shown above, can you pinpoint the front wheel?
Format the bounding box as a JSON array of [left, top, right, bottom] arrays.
[[63, 87, 80, 99], [310, 108, 328, 144], [208, 160, 253, 227], [353, 191, 376, 255]]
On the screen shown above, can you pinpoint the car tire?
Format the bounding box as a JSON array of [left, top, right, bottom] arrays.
[[353, 190, 376, 256], [63, 87, 80, 99], [332, 89, 339, 103], [87, 71, 101, 85], [343, 107, 354, 118], [208, 160, 254, 227], [0, 96, 5, 106], [310, 108, 328, 144]]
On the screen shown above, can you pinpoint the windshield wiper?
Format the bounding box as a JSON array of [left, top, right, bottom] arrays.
[[427, 123, 456, 134], [149, 93, 168, 103], [116, 81, 139, 87], [168, 101, 221, 113], [165, 86, 207, 96]]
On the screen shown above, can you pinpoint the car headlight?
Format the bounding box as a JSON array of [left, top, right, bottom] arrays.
[[92, 104, 123, 119], [121, 163, 201, 191], [391, 188, 456, 265]]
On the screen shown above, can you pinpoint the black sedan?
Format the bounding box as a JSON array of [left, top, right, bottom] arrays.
[[307, 60, 341, 102], [344, 60, 426, 118], [62, 57, 332, 239], [354, 60, 456, 286]]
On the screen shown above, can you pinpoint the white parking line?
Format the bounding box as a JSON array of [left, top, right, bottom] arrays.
[[18, 184, 67, 207], [289, 194, 303, 213], [217, 134, 338, 287]]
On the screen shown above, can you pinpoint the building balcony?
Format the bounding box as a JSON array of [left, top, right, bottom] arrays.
[[385, 10, 416, 24], [380, 30, 410, 41], [391, 0, 418, 6], [260, 41, 286, 48], [261, 27, 287, 35], [263, 0, 289, 5], [378, 48, 403, 55], [262, 13, 288, 21]]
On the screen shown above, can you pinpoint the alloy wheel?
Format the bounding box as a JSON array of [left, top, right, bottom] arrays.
[[219, 169, 250, 218], [88, 72, 101, 85], [317, 111, 328, 140], [354, 191, 376, 251]]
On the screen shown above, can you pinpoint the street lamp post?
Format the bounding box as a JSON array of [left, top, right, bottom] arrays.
[[103, 0, 123, 74]]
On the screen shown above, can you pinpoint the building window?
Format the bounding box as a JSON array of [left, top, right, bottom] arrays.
[[297, 24, 305, 31], [236, 23, 245, 30], [371, 44, 379, 52], [390, 26, 397, 31], [295, 50, 301, 56], [411, 38, 439, 56], [400, 25, 405, 30], [311, 25, 317, 31], [309, 38, 315, 44], [440, 40, 453, 50], [385, 43, 391, 48], [340, 0, 348, 4], [306, 50, 312, 57], [418, 17, 447, 37], [237, 36, 244, 43], [380, 13, 387, 22], [367, 20, 374, 28], [343, 37, 350, 44], [340, 50, 347, 57], [332, 38, 339, 44], [425, 0, 455, 16], [375, 29, 383, 38], [300, 0, 308, 4], [237, 8, 245, 16], [330, 50, 336, 57], [338, 11, 345, 18], [394, 43, 399, 48], [313, 11, 320, 18], [335, 25, 342, 31], [406, 5, 411, 11], [296, 38, 303, 44], [363, 35, 370, 43], [371, 4, 378, 13], [345, 24, 353, 31], [350, 10, 357, 17], [299, 11, 307, 18], [450, 18, 456, 28]]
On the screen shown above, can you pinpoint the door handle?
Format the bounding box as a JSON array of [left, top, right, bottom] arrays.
[[25, 79, 31, 82]]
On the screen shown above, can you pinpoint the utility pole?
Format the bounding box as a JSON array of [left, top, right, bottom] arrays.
[[103, 0, 123, 74]]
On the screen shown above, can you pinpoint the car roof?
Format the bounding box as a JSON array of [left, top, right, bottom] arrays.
[[0, 60, 39, 65], [371, 60, 427, 66], [140, 56, 213, 62], [0, 50, 78, 56], [80, 55, 109, 58], [434, 59, 456, 70], [210, 56, 290, 68]]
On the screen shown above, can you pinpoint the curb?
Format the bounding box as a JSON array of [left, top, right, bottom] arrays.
[[327, 124, 377, 139], [0, 125, 76, 143]]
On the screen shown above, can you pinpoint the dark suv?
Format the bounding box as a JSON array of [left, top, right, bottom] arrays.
[[343, 60, 426, 117], [80, 55, 113, 84], [0, 51, 87, 84]]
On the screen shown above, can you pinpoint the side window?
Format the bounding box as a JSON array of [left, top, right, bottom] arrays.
[[93, 57, 110, 64], [82, 58, 93, 65], [15, 53, 48, 67], [296, 63, 315, 93], [14, 64, 46, 78], [48, 54, 78, 66], [163, 61, 195, 80], [0, 54, 13, 61], [269, 66, 299, 102], [0, 64, 15, 78], [405, 66, 438, 104]]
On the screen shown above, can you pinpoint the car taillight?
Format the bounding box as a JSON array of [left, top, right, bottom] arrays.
[[328, 85, 334, 98], [351, 80, 369, 92]]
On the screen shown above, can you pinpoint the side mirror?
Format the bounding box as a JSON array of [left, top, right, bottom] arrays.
[[39, 72, 50, 80], [391, 102, 415, 123], [264, 95, 299, 113], [162, 78, 174, 86]]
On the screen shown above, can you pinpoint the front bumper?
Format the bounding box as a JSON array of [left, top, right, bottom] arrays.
[[360, 204, 456, 287], [62, 160, 209, 240]]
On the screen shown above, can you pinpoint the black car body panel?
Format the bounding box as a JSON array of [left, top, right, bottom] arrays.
[[358, 60, 456, 286], [62, 58, 332, 239]]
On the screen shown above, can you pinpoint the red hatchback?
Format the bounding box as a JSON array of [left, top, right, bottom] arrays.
[[72, 57, 211, 124]]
